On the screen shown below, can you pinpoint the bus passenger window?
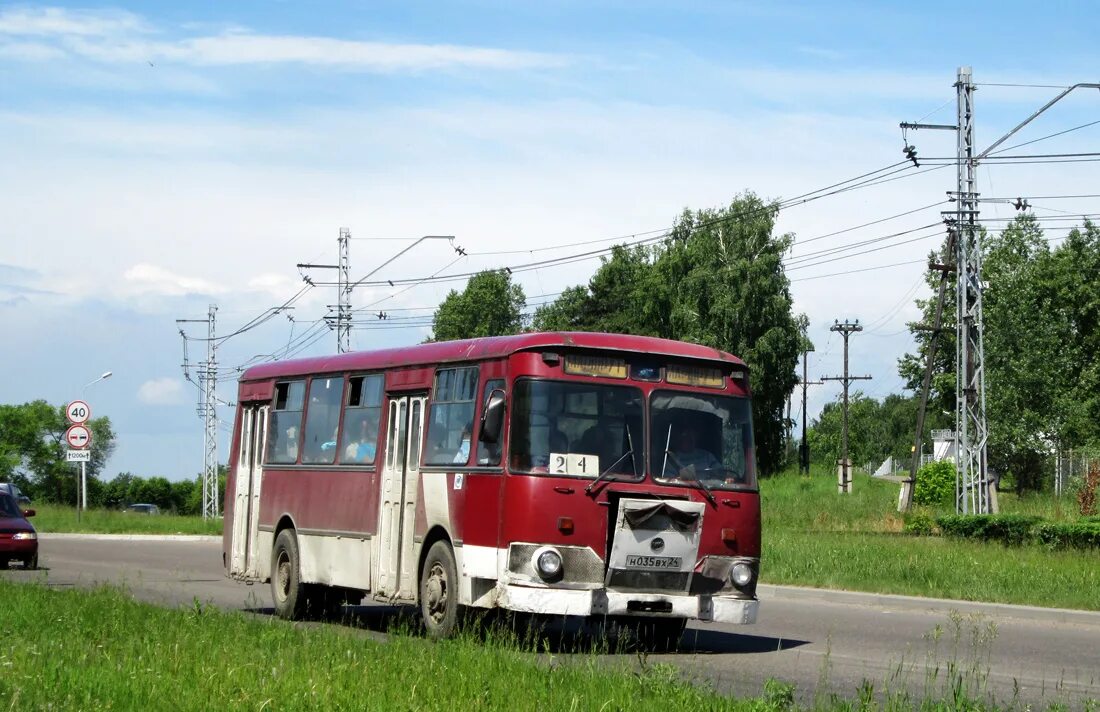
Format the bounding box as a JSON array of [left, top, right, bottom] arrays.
[[340, 374, 384, 464], [267, 381, 305, 464], [425, 366, 478, 466], [475, 379, 505, 466], [302, 377, 344, 465]]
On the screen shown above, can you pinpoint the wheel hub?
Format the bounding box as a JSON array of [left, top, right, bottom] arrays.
[[425, 562, 448, 621]]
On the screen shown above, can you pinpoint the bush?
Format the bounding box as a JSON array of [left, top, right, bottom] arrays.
[[913, 460, 955, 506], [903, 512, 935, 536], [1034, 522, 1100, 549], [935, 514, 1042, 546]]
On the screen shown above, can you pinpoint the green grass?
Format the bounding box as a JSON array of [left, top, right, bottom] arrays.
[[0, 580, 1082, 711], [0, 580, 771, 711], [27, 503, 221, 536], [760, 467, 1100, 610]]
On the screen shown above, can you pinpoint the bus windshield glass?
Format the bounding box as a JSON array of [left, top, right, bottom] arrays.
[[510, 379, 644, 479], [651, 390, 756, 489]]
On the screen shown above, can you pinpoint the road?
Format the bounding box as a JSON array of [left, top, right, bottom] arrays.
[[5, 535, 1098, 707]]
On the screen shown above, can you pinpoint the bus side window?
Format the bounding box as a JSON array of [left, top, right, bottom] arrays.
[[475, 379, 505, 466], [267, 381, 305, 465], [302, 377, 345, 465], [339, 374, 384, 465], [425, 366, 478, 466]]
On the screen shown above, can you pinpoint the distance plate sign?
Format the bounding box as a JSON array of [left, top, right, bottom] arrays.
[[66, 424, 92, 449]]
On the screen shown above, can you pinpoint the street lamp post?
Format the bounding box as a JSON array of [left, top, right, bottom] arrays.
[[77, 371, 113, 513]]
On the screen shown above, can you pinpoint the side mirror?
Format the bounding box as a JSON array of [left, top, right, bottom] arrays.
[[22, 509, 35, 518], [479, 389, 507, 444]]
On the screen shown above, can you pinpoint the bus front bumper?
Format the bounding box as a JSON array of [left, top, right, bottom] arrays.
[[497, 584, 757, 624]]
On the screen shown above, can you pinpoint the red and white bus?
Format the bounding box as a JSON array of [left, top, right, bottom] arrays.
[[223, 332, 760, 646]]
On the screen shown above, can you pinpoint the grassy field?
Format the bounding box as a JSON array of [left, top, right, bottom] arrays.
[[0, 580, 774, 711], [27, 503, 221, 536], [759, 467, 1100, 610], [0, 579, 1077, 712]]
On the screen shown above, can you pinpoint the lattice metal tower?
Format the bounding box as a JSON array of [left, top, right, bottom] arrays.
[[337, 228, 351, 353], [198, 304, 219, 519], [953, 67, 992, 514]]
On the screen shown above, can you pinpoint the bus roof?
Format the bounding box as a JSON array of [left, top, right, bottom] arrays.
[[240, 332, 746, 382]]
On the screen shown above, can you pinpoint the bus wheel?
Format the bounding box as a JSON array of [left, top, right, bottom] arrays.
[[420, 541, 460, 639], [271, 529, 308, 620]]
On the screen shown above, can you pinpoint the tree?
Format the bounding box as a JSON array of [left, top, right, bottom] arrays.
[[431, 269, 527, 341], [531, 193, 804, 474], [0, 401, 115, 503]]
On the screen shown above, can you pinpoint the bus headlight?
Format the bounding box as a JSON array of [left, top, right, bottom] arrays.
[[730, 562, 753, 588], [534, 547, 563, 581], [12, 532, 36, 541]]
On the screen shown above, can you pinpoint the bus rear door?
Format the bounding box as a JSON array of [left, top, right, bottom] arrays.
[[375, 394, 427, 600], [230, 404, 268, 579]]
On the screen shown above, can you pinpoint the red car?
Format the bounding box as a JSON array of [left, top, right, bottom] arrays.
[[0, 493, 37, 569]]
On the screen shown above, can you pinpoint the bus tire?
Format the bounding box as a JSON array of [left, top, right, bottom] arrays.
[[271, 529, 308, 620], [420, 540, 460, 639]]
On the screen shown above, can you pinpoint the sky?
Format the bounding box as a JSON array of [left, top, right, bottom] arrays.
[[2, 1, 1098, 480]]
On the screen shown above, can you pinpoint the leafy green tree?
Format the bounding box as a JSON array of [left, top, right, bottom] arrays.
[[531, 193, 803, 474], [0, 401, 115, 503], [431, 269, 527, 341]]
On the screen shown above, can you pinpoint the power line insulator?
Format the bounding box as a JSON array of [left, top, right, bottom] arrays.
[[903, 144, 920, 167]]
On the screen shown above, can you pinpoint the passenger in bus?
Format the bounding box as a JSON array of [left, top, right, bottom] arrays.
[[344, 414, 379, 463], [453, 424, 472, 464], [664, 425, 720, 477], [283, 425, 299, 461]]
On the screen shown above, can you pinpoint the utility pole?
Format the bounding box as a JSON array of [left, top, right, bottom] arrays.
[[799, 341, 823, 475], [821, 320, 871, 493], [298, 228, 352, 353], [952, 66, 992, 515], [901, 231, 956, 510], [898, 67, 1100, 513], [177, 305, 220, 520]]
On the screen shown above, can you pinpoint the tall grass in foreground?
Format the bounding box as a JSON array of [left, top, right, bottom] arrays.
[[760, 468, 1100, 610], [28, 503, 221, 535], [0, 581, 1085, 711], [0, 580, 759, 711]]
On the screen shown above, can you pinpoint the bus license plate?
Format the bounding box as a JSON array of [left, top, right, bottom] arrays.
[[625, 555, 682, 570]]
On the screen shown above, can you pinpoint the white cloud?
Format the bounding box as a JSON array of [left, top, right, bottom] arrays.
[[122, 264, 228, 297], [0, 40, 66, 61], [0, 7, 565, 73], [137, 377, 185, 405], [0, 7, 147, 37]]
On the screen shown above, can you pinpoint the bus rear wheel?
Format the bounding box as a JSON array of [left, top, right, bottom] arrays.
[[420, 541, 460, 639], [271, 529, 308, 620]]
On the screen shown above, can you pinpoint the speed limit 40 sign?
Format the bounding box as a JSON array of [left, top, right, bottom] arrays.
[[66, 400, 91, 424]]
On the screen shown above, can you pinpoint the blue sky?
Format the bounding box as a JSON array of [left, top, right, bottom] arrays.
[[2, 1, 1098, 480]]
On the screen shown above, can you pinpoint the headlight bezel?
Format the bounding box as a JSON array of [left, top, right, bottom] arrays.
[[533, 546, 564, 582]]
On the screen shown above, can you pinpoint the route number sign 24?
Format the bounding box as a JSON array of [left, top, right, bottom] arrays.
[[549, 453, 599, 477]]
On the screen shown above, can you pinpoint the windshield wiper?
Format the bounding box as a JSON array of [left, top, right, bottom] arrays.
[[585, 426, 638, 496], [662, 447, 717, 507]]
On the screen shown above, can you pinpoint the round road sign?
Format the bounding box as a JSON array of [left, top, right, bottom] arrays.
[[66, 400, 92, 424], [65, 424, 92, 449]]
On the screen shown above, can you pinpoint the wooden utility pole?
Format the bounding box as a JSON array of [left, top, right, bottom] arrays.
[[800, 345, 823, 474], [822, 320, 871, 493]]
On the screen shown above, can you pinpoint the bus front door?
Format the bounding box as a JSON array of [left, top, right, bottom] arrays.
[[375, 394, 426, 600], [230, 405, 268, 579]]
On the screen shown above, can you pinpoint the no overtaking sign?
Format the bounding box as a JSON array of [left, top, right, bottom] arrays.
[[66, 424, 92, 450]]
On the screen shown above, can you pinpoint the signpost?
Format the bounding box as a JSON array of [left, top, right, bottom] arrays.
[[66, 404, 93, 517]]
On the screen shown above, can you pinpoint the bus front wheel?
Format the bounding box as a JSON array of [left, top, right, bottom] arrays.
[[271, 529, 308, 620], [420, 541, 460, 639]]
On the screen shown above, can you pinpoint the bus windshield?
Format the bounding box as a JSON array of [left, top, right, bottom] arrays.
[[510, 379, 644, 479], [651, 390, 756, 489]]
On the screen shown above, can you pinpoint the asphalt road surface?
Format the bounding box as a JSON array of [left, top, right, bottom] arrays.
[[5, 535, 1098, 707]]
